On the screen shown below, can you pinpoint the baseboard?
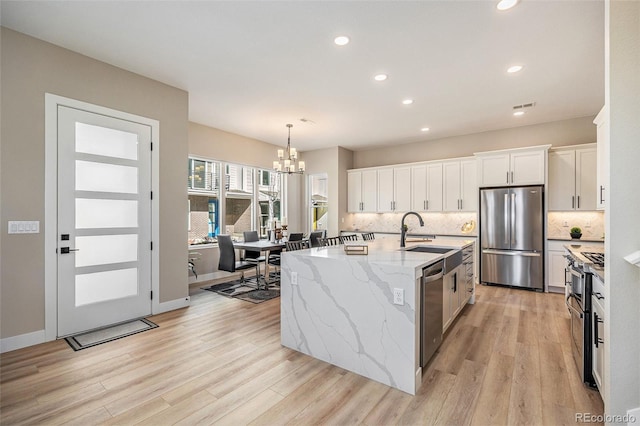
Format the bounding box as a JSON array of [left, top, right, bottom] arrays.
[[0, 329, 46, 353], [153, 296, 191, 314]]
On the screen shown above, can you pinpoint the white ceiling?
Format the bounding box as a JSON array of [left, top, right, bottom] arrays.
[[1, 1, 604, 152]]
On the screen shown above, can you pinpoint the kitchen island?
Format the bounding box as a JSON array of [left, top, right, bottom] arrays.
[[280, 238, 474, 395]]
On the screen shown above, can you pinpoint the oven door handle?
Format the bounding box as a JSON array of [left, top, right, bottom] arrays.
[[569, 267, 583, 280], [565, 295, 583, 318]]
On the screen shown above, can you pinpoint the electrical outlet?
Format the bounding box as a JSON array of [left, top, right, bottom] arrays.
[[291, 271, 298, 285], [563, 221, 569, 227], [585, 221, 591, 228], [393, 288, 404, 305]]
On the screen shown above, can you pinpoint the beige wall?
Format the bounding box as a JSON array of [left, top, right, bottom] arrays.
[[0, 28, 189, 339], [353, 116, 596, 169], [301, 147, 354, 236], [605, 0, 640, 415]]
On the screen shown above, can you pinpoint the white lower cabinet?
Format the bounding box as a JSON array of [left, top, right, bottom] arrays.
[[546, 240, 603, 292], [591, 274, 605, 394]]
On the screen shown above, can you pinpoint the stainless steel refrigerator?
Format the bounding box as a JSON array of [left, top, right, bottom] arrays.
[[480, 185, 544, 290]]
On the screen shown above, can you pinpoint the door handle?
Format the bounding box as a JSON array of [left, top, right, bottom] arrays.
[[504, 193, 509, 245], [60, 247, 79, 254], [510, 193, 516, 245]]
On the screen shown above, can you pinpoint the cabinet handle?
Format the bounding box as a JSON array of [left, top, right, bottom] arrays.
[[506, 171, 509, 184], [600, 185, 605, 203], [460, 199, 463, 210], [426, 200, 429, 210], [572, 196, 575, 209], [511, 171, 514, 183], [594, 312, 604, 347], [594, 292, 604, 300], [577, 195, 580, 209]]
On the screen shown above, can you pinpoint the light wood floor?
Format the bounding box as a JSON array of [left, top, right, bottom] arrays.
[[0, 284, 603, 425]]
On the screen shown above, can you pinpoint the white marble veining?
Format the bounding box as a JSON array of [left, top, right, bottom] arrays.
[[280, 238, 473, 395]]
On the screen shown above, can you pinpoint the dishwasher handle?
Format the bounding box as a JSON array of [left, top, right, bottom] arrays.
[[423, 260, 444, 283]]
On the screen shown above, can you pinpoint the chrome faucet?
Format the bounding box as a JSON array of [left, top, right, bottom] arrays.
[[400, 211, 425, 248]]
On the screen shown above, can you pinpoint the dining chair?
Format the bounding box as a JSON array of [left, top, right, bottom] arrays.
[[288, 232, 304, 241], [309, 231, 324, 248], [217, 235, 257, 284], [318, 236, 341, 246], [340, 234, 358, 242], [361, 232, 375, 241], [286, 240, 310, 251], [242, 230, 267, 285]]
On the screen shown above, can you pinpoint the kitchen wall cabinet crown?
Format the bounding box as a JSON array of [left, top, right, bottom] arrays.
[[548, 144, 597, 211], [347, 169, 377, 212], [594, 106, 608, 211], [475, 145, 550, 187]]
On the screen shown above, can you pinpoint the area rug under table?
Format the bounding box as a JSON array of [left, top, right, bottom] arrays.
[[203, 280, 280, 304], [65, 318, 158, 351]]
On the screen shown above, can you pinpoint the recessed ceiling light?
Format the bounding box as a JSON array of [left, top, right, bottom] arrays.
[[497, 0, 519, 11], [374, 74, 388, 82], [334, 36, 350, 46], [421, 127, 430, 132], [507, 65, 523, 73], [513, 111, 525, 116], [402, 99, 414, 105]]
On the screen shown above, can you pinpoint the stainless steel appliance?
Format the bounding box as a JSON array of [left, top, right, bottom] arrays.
[[565, 252, 595, 387], [421, 260, 444, 366], [480, 186, 544, 290]]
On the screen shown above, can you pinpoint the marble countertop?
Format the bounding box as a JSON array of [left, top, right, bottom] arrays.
[[564, 244, 605, 282], [284, 238, 474, 273]]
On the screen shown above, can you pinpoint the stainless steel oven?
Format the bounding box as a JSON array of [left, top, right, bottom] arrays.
[[565, 257, 595, 387]]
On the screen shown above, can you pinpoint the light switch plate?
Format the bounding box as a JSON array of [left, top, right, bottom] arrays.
[[291, 271, 298, 285], [8, 221, 40, 234]]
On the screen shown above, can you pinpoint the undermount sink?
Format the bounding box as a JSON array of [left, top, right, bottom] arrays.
[[405, 246, 453, 254]]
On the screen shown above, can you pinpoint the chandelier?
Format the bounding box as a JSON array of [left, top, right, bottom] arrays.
[[273, 124, 305, 174]]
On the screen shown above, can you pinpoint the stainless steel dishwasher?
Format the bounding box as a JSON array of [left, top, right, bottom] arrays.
[[421, 259, 445, 366]]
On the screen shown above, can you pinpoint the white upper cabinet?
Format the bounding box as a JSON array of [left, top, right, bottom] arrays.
[[347, 169, 377, 212], [548, 145, 597, 211], [411, 163, 443, 212], [594, 106, 608, 210], [476, 146, 549, 187], [443, 159, 476, 212], [377, 167, 411, 212]]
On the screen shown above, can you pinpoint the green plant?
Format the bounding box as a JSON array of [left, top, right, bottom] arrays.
[[570, 226, 582, 234]]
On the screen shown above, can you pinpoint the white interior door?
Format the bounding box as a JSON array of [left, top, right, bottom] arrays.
[[57, 106, 152, 336]]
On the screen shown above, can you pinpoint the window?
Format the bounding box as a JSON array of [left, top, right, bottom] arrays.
[[258, 170, 282, 238], [188, 157, 220, 245], [224, 163, 255, 238]]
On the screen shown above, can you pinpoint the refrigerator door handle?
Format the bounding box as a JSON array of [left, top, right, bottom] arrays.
[[482, 249, 541, 257], [511, 193, 516, 245], [504, 193, 509, 245]]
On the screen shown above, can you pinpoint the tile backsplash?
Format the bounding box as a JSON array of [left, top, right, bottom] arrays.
[[348, 210, 604, 240], [348, 212, 478, 236], [547, 211, 605, 240]]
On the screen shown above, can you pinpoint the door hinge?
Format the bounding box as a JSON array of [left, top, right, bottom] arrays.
[[150, 290, 153, 300], [150, 241, 153, 250], [150, 191, 153, 200], [150, 142, 153, 151]]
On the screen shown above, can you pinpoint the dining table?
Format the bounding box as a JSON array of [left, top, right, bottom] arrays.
[[233, 239, 286, 287]]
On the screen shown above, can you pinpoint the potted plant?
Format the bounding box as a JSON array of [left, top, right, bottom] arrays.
[[570, 226, 582, 239]]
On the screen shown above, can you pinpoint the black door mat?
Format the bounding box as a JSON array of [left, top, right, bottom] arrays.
[[65, 318, 158, 351]]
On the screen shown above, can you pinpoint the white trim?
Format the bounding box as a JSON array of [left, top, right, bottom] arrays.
[[154, 296, 191, 314], [44, 93, 163, 339], [0, 330, 45, 353]]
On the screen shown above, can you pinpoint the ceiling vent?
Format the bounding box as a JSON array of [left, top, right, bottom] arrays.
[[513, 102, 536, 110], [299, 117, 315, 124]]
